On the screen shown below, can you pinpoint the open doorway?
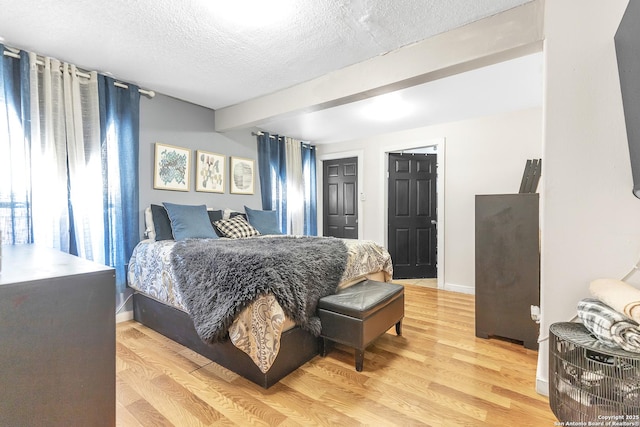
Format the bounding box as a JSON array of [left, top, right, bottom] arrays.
[[388, 150, 437, 279], [384, 139, 445, 289]]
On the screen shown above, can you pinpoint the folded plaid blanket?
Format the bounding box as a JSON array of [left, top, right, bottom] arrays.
[[577, 298, 640, 353]]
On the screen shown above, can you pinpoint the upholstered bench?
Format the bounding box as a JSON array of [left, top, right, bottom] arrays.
[[318, 280, 404, 372]]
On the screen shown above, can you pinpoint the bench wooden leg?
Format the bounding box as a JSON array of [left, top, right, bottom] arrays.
[[355, 349, 365, 372], [320, 338, 332, 357], [395, 320, 403, 336]]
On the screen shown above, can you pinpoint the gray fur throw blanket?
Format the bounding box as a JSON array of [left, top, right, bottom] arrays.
[[170, 235, 348, 343]]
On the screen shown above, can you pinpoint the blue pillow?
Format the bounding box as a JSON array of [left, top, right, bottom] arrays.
[[244, 206, 282, 235], [163, 203, 218, 240]]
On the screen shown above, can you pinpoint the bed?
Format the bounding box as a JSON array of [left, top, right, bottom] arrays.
[[127, 205, 393, 388]]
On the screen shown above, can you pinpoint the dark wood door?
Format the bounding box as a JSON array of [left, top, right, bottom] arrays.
[[388, 153, 437, 279], [323, 157, 358, 239]]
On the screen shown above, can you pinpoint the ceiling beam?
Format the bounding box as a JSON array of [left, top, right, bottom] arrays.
[[214, 0, 544, 132]]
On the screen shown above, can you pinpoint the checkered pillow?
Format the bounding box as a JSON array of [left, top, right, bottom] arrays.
[[214, 215, 260, 239]]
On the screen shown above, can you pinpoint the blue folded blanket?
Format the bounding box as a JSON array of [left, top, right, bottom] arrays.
[[577, 298, 640, 353]]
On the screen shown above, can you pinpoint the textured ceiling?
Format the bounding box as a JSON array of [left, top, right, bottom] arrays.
[[0, 0, 532, 110]]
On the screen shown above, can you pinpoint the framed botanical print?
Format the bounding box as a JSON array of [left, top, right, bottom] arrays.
[[229, 156, 255, 195], [153, 143, 191, 191], [196, 150, 225, 193]]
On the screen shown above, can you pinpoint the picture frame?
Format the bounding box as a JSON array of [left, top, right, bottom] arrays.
[[153, 143, 191, 191], [196, 150, 225, 193], [229, 156, 255, 195]]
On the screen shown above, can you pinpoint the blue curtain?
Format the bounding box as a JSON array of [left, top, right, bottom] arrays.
[[0, 46, 31, 244], [257, 132, 287, 233], [301, 144, 317, 235], [257, 132, 318, 235], [98, 75, 140, 292], [0, 46, 141, 295]]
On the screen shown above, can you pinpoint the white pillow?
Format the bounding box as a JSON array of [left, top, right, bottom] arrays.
[[144, 206, 156, 240], [223, 208, 244, 219]]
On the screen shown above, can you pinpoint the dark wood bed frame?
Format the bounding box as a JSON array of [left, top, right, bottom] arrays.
[[132, 292, 320, 388]]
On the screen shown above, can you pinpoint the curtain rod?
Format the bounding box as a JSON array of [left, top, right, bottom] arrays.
[[2, 50, 155, 98], [252, 131, 314, 148], [252, 131, 276, 139]]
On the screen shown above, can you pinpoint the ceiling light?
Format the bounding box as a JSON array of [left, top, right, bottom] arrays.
[[212, 0, 296, 28], [360, 92, 415, 122]]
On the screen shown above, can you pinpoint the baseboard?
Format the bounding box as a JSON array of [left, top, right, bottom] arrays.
[[116, 309, 134, 323], [443, 282, 475, 295], [536, 377, 549, 396]]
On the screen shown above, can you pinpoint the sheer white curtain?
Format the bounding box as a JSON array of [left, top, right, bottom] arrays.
[[64, 63, 104, 263], [29, 55, 69, 251], [285, 137, 304, 235], [29, 55, 104, 263]]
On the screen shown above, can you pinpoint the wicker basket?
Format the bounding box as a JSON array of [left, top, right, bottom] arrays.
[[549, 322, 640, 423]]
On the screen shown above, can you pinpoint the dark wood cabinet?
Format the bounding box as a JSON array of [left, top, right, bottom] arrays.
[[0, 245, 115, 426], [475, 194, 540, 350]]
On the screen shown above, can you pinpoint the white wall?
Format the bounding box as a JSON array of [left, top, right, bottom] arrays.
[[537, 0, 640, 395], [316, 107, 542, 293]]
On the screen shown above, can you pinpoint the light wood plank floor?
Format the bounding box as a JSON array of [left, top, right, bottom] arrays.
[[394, 278, 438, 289], [116, 284, 557, 426]]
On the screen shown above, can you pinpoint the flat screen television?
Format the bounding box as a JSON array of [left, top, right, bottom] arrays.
[[616, 1, 640, 198]]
